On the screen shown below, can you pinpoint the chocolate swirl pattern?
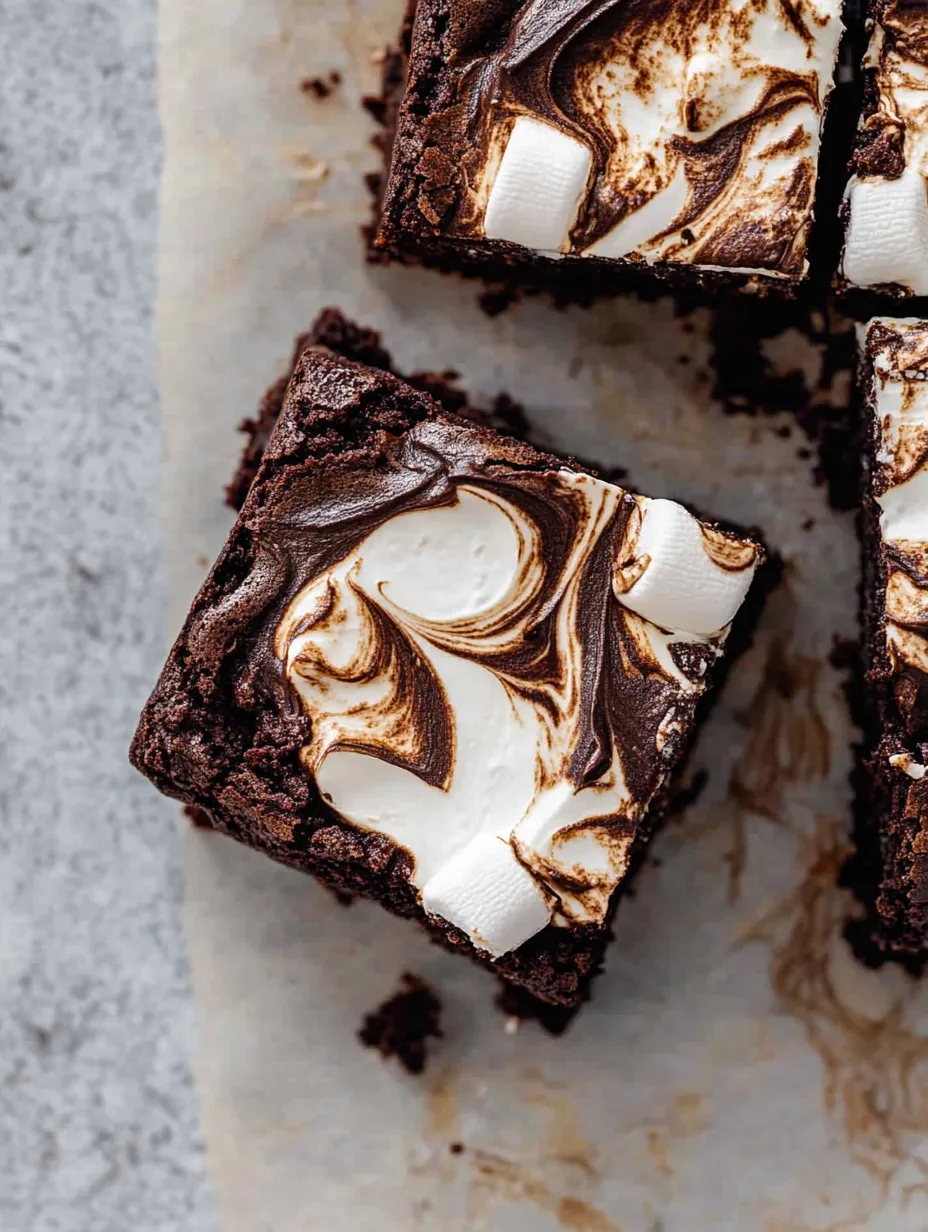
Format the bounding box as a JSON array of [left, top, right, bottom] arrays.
[[869, 319, 928, 683], [261, 420, 759, 956], [447, 0, 843, 274]]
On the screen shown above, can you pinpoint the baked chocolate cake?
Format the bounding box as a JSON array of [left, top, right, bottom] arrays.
[[131, 336, 764, 1007], [372, 0, 847, 297], [849, 317, 928, 967], [840, 1, 928, 300]]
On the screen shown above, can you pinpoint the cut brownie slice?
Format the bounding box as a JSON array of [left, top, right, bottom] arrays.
[[132, 343, 764, 1006], [851, 317, 928, 966], [373, 0, 846, 296], [840, 2, 928, 299]]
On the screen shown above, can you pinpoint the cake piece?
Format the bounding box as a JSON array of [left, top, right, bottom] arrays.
[[852, 317, 928, 966], [131, 344, 763, 1006], [373, 0, 846, 295], [841, 2, 928, 298]]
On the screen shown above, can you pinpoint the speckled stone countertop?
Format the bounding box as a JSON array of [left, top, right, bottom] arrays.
[[0, 2, 216, 1228]]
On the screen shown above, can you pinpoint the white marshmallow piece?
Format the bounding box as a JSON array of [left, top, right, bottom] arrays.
[[483, 116, 592, 254], [889, 752, 927, 780], [420, 832, 551, 958], [844, 169, 928, 295], [617, 499, 755, 637]]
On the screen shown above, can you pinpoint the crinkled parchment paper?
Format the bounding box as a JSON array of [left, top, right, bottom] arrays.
[[158, 1, 928, 1227]]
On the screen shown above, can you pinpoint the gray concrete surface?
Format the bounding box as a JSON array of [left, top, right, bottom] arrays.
[[0, 2, 217, 1229]]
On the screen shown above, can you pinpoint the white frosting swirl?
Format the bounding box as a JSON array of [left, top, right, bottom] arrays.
[[275, 469, 759, 957]]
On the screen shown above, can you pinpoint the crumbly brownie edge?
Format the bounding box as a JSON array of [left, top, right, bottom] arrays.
[[226, 310, 395, 511], [843, 338, 928, 967]]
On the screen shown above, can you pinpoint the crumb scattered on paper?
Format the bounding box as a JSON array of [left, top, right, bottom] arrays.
[[301, 71, 342, 99], [359, 973, 443, 1075]]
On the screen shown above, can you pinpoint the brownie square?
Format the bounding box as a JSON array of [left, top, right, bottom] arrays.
[[839, 1, 928, 301], [848, 317, 928, 967], [373, 0, 847, 297], [132, 335, 764, 1006]]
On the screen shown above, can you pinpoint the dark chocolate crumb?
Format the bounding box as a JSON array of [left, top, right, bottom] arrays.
[[301, 71, 342, 99], [184, 804, 215, 829], [707, 298, 859, 512], [665, 767, 710, 821], [494, 979, 582, 1037], [449, 1142, 465, 1155], [358, 973, 443, 1074], [478, 286, 522, 317]]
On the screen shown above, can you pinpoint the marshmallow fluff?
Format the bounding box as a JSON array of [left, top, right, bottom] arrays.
[[484, 116, 592, 254], [275, 468, 760, 959], [617, 499, 756, 636], [844, 171, 928, 296], [478, 0, 843, 274]]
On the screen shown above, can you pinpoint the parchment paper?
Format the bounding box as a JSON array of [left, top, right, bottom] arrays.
[[158, 1, 928, 1227]]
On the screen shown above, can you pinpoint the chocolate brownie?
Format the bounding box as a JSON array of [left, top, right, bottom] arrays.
[[846, 317, 928, 968], [371, 0, 847, 298], [131, 341, 765, 1007], [839, 1, 928, 302]]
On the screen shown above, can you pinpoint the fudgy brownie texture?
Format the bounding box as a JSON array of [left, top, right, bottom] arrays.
[[134, 326, 768, 1009], [842, 324, 928, 970], [369, 0, 849, 300]]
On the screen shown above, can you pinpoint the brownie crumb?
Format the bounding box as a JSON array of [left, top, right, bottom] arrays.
[[494, 979, 581, 1037], [184, 804, 215, 829], [449, 1142, 465, 1155], [478, 286, 523, 317], [301, 71, 342, 99], [708, 298, 859, 512], [358, 974, 443, 1074], [665, 767, 710, 821]]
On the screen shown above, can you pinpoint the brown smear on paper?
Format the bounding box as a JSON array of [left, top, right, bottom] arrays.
[[640, 1092, 709, 1182], [468, 1150, 620, 1232], [724, 631, 830, 902], [424, 1068, 616, 1230], [685, 574, 928, 1205], [426, 1077, 460, 1141], [741, 814, 928, 1200], [682, 581, 832, 904]]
